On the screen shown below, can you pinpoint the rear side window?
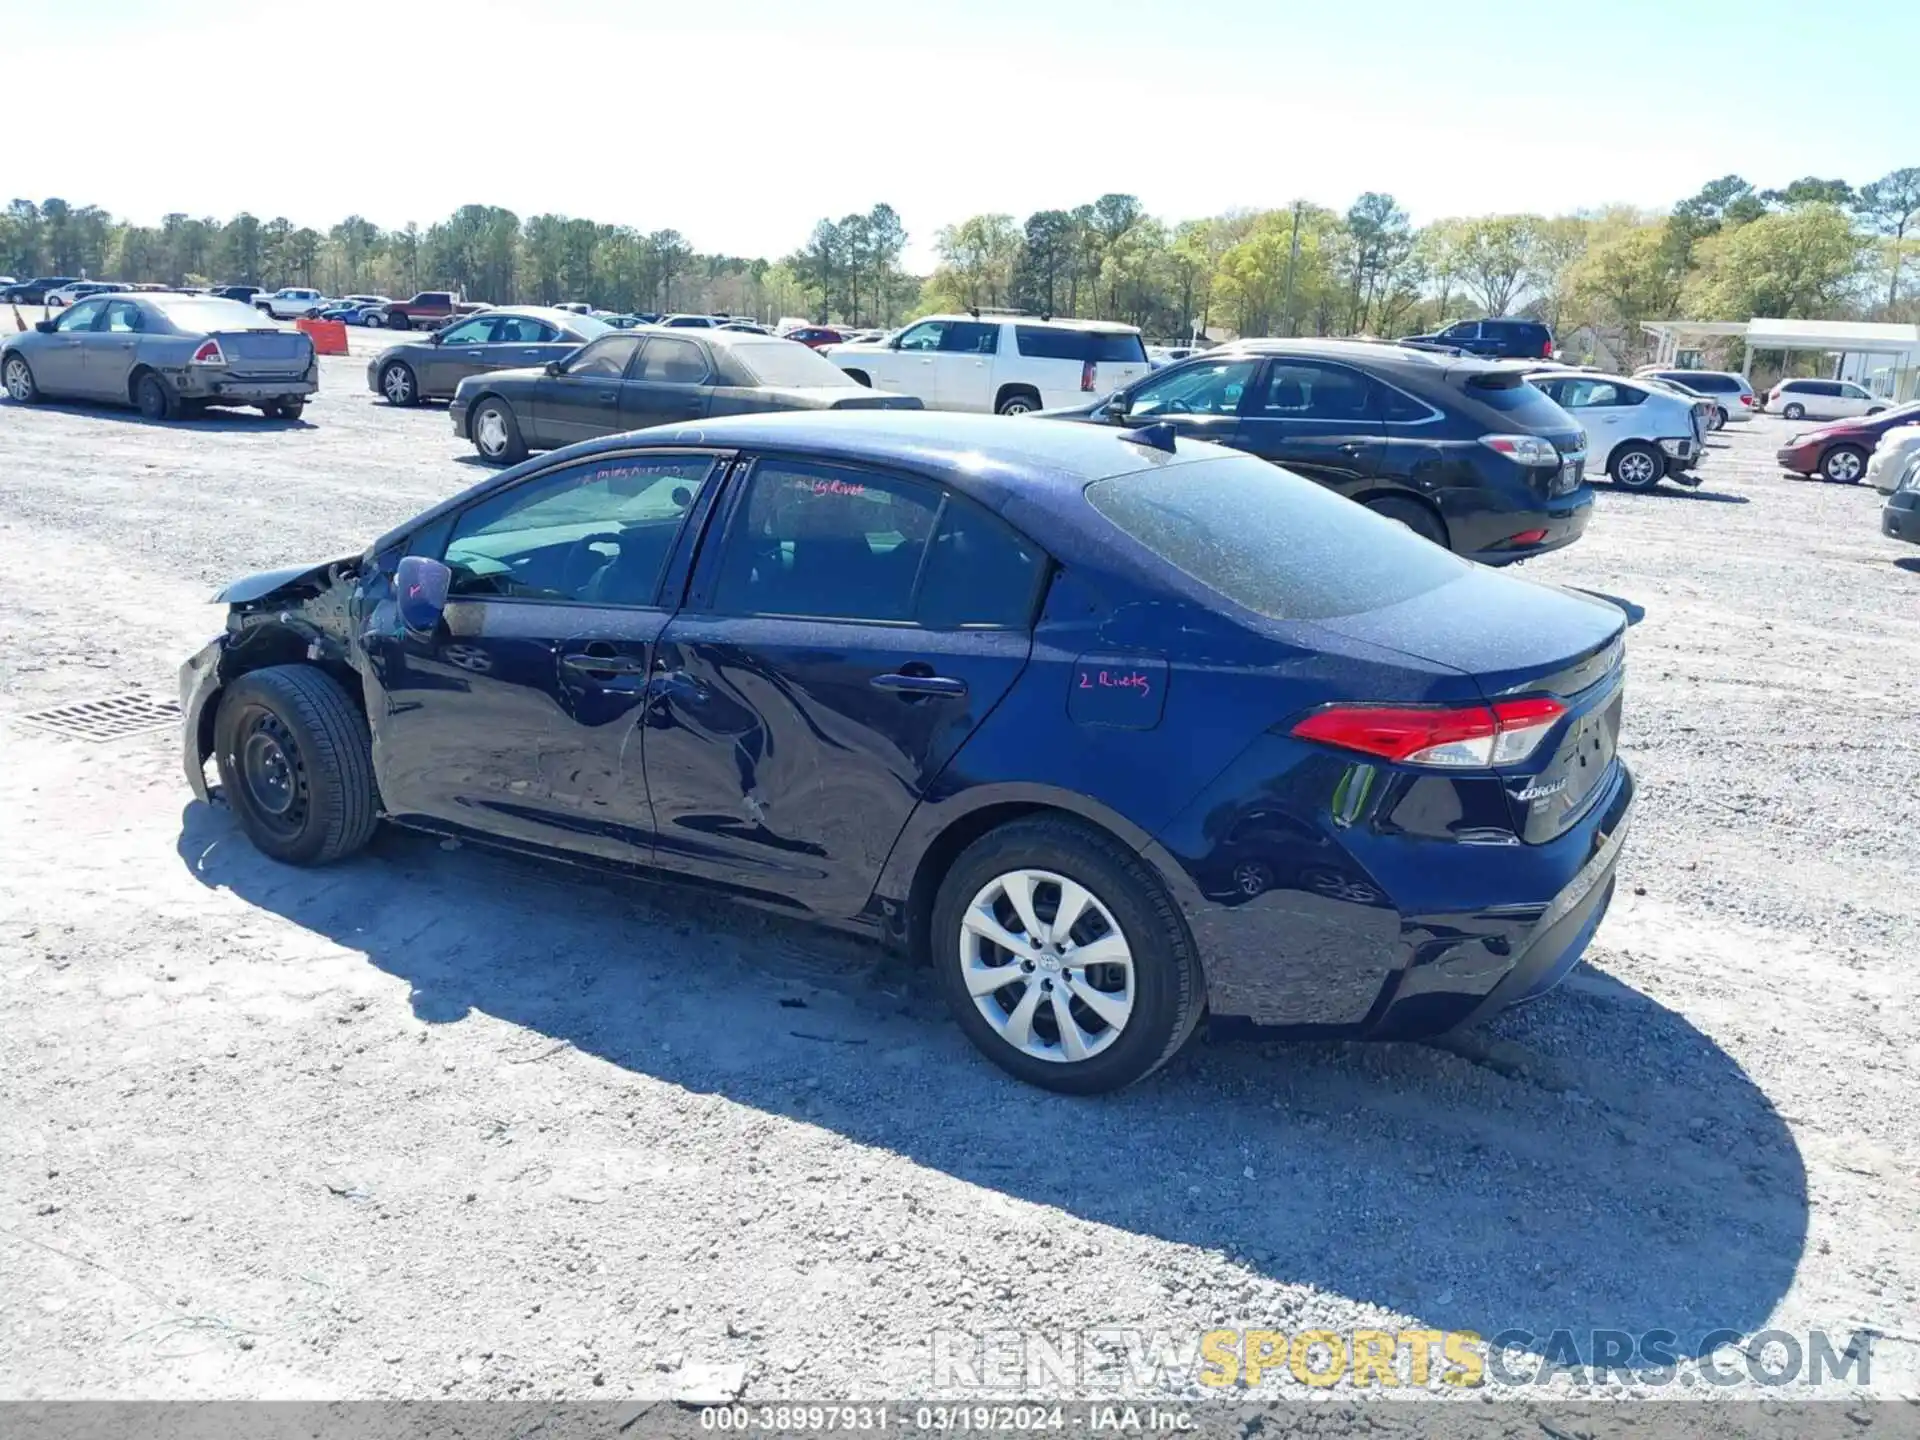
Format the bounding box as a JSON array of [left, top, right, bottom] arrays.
[[712, 462, 1043, 627], [1014, 326, 1148, 364], [1090, 457, 1464, 621], [636, 337, 710, 384], [1670, 371, 1739, 393], [939, 321, 999, 354]]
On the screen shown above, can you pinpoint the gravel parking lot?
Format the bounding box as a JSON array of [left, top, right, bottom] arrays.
[[2, 333, 1916, 1407]]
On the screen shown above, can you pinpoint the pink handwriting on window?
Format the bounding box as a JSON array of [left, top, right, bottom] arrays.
[[803, 478, 866, 497], [1077, 669, 1151, 698]]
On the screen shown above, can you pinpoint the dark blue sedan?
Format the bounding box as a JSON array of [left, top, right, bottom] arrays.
[[179, 412, 1633, 1093]]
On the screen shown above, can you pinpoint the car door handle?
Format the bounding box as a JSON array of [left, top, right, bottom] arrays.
[[464, 349, 485, 357], [596, 392, 618, 405], [562, 651, 648, 676], [871, 671, 968, 698], [1338, 441, 1368, 454]]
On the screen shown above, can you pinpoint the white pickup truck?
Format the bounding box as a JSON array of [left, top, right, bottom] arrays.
[[253, 288, 329, 320], [825, 312, 1150, 414]]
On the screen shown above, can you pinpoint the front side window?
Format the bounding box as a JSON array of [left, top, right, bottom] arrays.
[[636, 336, 711, 384], [1127, 358, 1257, 418], [1441, 322, 1479, 340], [437, 317, 493, 345], [1257, 361, 1378, 421], [565, 335, 642, 379], [441, 453, 717, 606], [54, 299, 106, 332], [895, 321, 946, 352]]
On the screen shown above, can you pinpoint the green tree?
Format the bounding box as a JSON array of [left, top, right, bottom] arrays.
[[1857, 167, 1920, 308], [1685, 204, 1868, 319]]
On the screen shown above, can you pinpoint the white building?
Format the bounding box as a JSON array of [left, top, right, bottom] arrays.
[[1641, 318, 1920, 401]]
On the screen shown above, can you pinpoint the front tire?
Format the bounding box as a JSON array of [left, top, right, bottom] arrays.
[[471, 396, 527, 464], [213, 666, 379, 866], [379, 361, 418, 406], [1783, 402, 1806, 421], [1609, 442, 1663, 491], [931, 817, 1203, 1094], [135, 371, 177, 422], [1822, 445, 1867, 484], [2, 353, 39, 403], [1366, 494, 1449, 548], [1712, 406, 1728, 430]]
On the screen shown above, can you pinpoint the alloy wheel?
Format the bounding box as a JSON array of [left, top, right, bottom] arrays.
[[1617, 450, 1657, 486], [958, 868, 1135, 1063], [3, 357, 30, 401], [382, 365, 412, 403], [1826, 450, 1863, 483]]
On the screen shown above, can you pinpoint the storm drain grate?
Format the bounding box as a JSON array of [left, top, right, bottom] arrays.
[[12, 693, 183, 743]]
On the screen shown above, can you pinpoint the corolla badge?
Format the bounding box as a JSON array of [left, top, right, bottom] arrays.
[[1514, 777, 1570, 803]]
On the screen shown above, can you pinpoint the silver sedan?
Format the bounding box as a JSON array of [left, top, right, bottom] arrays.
[[2, 292, 318, 421]]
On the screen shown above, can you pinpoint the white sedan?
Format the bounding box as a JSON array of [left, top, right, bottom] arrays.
[[1527, 370, 1703, 491], [1868, 424, 1920, 494]]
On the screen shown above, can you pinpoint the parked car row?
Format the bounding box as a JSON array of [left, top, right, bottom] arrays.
[[1776, 401, 1920, 484]]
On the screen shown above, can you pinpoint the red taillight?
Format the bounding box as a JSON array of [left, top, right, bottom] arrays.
[[1740, 393, 1754, 407], [1292, 697, 1566, 769], [1081, 359, 1096, 392], [190, 338, 226, 365], [1541, 339, 1553, 357], [1507, 528, 1549, 546]]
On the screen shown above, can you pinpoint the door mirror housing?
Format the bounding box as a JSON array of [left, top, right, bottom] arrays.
[[427, 330, 443, 346], [34, 319, 55, 333], [544, 359, 564, 376], [1102, 393, 1132, 419], [395, 555, 452, 634]]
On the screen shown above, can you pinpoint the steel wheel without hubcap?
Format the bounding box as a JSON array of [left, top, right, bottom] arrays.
[[4, 355, 36, 401], [959, 868, 1135, 1063], [235, 707, 308, 840]]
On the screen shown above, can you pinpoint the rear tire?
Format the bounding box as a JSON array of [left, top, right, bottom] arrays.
[[996, 387, 1042, 415], [930, 817, 1203, 1094], [1365, 495, 1449, 548], [1821, 445, 1867, 484], [471, 396, 527, 464], [213, 665, 379, 867], [134, 371, 177, 422], [389, 312, 410, 330], [262, 398, 305, 420], [379, 361, 418, 406], [1712, 406, 1729, 430], [1609, 442, 1663, 491], [2, 353, 39, 403], [1782, 402, 1806, 420]]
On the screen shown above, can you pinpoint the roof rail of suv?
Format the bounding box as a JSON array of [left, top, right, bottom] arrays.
[[966, 306, 1044, 320]]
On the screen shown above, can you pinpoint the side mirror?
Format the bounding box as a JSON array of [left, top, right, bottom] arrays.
[[34, 320, 55, 334], [544, 360, 564, 376], [1103, 393, 1132, 419], [427, 331, 443, 346], [395, 555, 452, 634]]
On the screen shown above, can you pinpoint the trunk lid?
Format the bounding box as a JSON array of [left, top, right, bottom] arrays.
[[818, 390, 924, 410], [216, 327, 314, 377], [1307, 567, 1626, 842]]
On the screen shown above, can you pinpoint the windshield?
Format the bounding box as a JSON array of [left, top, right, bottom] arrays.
[[149, 297, 281, 331], [1088, 454, 1466, 621], [732, 340, 858, 388], [568, 314, 613, 340]]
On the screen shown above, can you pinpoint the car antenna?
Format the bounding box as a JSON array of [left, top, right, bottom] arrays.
[[1117, 421, 1177, 453]]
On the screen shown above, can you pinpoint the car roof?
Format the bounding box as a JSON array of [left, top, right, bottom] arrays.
[[1209, 336, 1518, 378], [557, 410, 1232, 506], [916, 313, 1141, 334], [475, 305, 588, 326]]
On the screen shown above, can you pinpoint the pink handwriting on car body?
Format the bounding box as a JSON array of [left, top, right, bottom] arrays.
[[1077, 669, 1152, 698]]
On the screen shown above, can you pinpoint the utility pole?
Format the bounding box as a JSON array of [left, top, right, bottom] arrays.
[[1280, 199, 1304, 337]]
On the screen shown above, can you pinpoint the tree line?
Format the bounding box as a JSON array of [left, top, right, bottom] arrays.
[[4, 168, 1916, 365]]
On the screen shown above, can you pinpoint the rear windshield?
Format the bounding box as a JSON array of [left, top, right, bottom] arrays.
[[1462, 372, 1573, 427], [730, 340, 857, 388], [1087, 455, 1465, 621], [1015, 326, 1148, 364], [150, 297, 280, 331]]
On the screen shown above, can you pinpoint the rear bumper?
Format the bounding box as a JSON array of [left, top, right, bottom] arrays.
[[176, 373, 317, 402], [1883, 492, 1920, 545], [1461, 487, 1593, 565]]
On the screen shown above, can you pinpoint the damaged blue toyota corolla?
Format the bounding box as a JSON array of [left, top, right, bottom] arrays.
[[180, 411, 1632, 1093]]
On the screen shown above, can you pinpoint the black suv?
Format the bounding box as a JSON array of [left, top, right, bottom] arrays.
[[1400, 317, 1554, 360], [1044, 339, 1592, 563], [1, 276, 79, 305]]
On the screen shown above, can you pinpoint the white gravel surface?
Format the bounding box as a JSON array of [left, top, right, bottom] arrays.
[[1, 334, 1916, 1409]]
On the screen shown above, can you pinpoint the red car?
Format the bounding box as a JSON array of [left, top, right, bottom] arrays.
[[1775, 402, 1920, 484], [781, 325, 844, 349]]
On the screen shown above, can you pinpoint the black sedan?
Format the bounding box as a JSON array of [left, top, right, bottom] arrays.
[[1044, 339, 1593, 564], [180, 412, 1631, 1094], [450, 327, 920, 463], [368, 306, 612, 406]]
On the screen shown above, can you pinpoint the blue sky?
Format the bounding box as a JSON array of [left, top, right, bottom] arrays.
[[8, 0, 1914, 269]]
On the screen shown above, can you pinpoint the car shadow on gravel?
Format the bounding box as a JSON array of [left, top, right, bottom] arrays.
[[1623, 487, 1749, 504], [11, 399, 314, 432], [1890, 557, 1920, 575], [175, 800, 1807, 1368]]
